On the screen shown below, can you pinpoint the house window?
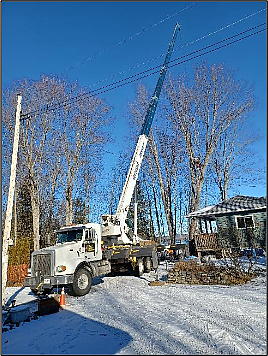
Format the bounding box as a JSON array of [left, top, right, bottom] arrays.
[[210, 220, 218, 233], [235, 216, 254, 229]]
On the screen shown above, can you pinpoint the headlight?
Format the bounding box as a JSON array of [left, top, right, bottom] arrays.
[[56, 265, 66, 272]]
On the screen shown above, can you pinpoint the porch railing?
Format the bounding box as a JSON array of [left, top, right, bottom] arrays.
[[194, 233, 219, 251]]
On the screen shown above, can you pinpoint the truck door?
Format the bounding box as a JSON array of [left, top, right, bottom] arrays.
[[83, 228, 97, 261]]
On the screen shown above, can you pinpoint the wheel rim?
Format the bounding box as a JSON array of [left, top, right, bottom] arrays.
[[77, 273, 89, 289]]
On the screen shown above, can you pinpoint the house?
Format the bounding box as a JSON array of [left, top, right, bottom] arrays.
[[186, 195, 266, 258]]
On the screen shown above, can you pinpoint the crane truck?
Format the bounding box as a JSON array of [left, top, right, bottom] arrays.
[[24, 23, 180, 296]]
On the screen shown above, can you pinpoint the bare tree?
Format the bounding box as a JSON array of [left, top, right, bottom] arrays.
[[2, 76, 111, 251], [210, 124, 262, 201], [165, 63, 254, 238], [59, 92, 110, 225], [3, 76, 67, 250]]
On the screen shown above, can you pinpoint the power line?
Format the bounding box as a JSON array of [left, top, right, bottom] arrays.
[[20, 24, 266, 120], [168, 27, 266, 70], [63, 3, 196, 74], [66, 7, 267, 93], [21, 25, 266, 120], [20, 6, 266, 109], [175, 7, 266, 51]]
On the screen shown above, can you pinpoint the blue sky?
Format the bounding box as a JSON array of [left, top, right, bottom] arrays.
[[2, 1, 267, 199]]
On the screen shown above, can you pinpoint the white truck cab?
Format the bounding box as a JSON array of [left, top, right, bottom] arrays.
[[24, 223, 111, 296]]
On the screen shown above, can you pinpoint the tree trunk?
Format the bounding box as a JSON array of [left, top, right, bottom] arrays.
[[29, 179, 40, 251], [188, 180, 203, 240], [65, 184, 73, 225], [222, 172, 229, 201], [152, 184, 161, 241], [150, 136, 174, 243]]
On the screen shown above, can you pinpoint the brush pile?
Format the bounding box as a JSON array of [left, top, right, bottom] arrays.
[[167, 260, 255, 285]]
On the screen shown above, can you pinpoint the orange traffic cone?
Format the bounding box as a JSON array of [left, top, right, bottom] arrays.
[[59, 287, 66, 308]]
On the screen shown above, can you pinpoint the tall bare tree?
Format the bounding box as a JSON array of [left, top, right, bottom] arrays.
[[165, 63, 254, 238], [59, 91, 110, 225], [3, 76, 67, 250], [2, 76, 111, 251], [210, 124, 262, 201]]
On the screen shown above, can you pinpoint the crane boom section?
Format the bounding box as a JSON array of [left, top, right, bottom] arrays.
[[116, 23, 180, 220], [116, 134, 148, 221], [141, 23, 180, 136]]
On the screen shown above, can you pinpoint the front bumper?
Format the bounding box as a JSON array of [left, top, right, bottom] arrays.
[[24, 274, 74, 290]]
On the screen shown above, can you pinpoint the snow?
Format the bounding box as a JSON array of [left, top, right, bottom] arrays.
[[2, 262, 266, 355]]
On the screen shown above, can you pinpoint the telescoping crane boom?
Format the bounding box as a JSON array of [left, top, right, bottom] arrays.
[[101, 23, 180, 245], [24, 24, 181, 297]]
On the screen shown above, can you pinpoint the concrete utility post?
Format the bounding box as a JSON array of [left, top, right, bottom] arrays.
[[2, 95, 22, 305]]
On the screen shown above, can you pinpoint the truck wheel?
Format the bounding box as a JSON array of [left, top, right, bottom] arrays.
[[71, 268, 92, 296], [144, 257, 152, 272], [136, 258, 144, 277]]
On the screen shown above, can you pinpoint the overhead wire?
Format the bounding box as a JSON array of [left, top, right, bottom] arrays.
[[63, 3, 196, 74], [20, 6, 266, 110], [66, 6, 266, 91], [176, 7, 266, 50], [20, 23, 266, 121]]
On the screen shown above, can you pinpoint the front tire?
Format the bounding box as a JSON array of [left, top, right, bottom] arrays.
[[71, 268, 92, 296]]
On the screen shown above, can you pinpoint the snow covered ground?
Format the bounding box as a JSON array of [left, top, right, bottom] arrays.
[[2, 261, 266, 355]]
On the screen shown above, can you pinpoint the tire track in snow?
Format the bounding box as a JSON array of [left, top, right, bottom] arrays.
[[67, 267, 266, 355]]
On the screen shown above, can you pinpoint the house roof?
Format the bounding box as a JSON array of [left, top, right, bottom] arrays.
[[186, 195, 266, 218]]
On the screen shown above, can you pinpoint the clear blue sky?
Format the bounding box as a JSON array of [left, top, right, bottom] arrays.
[[2, 1, 267, 199]]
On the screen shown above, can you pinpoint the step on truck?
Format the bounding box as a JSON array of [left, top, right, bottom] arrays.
[[24, 23, 180, 296]]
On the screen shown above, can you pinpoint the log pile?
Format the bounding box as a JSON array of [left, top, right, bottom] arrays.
[[167, 261, 254, 285]]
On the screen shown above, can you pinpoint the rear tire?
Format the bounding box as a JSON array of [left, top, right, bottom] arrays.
[[144, 257, 152, 273], [71, 268, 92, 296], [136, 258, 144, 277]]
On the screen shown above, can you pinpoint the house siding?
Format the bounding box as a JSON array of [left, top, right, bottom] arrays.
[[215, 209, 266, 249]]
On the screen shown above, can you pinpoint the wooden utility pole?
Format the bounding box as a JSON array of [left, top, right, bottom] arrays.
[[133, 183, 138, 242], [2, 95, 22, 305]]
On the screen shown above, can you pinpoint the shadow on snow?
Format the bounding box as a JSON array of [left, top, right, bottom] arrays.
[[2, 307, 132, 355]]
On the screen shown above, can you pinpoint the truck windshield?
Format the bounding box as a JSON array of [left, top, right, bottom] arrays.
[[56, 229, 83, 244]]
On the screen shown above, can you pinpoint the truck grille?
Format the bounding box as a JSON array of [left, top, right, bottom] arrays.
[[32, 254, 52, 277]]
